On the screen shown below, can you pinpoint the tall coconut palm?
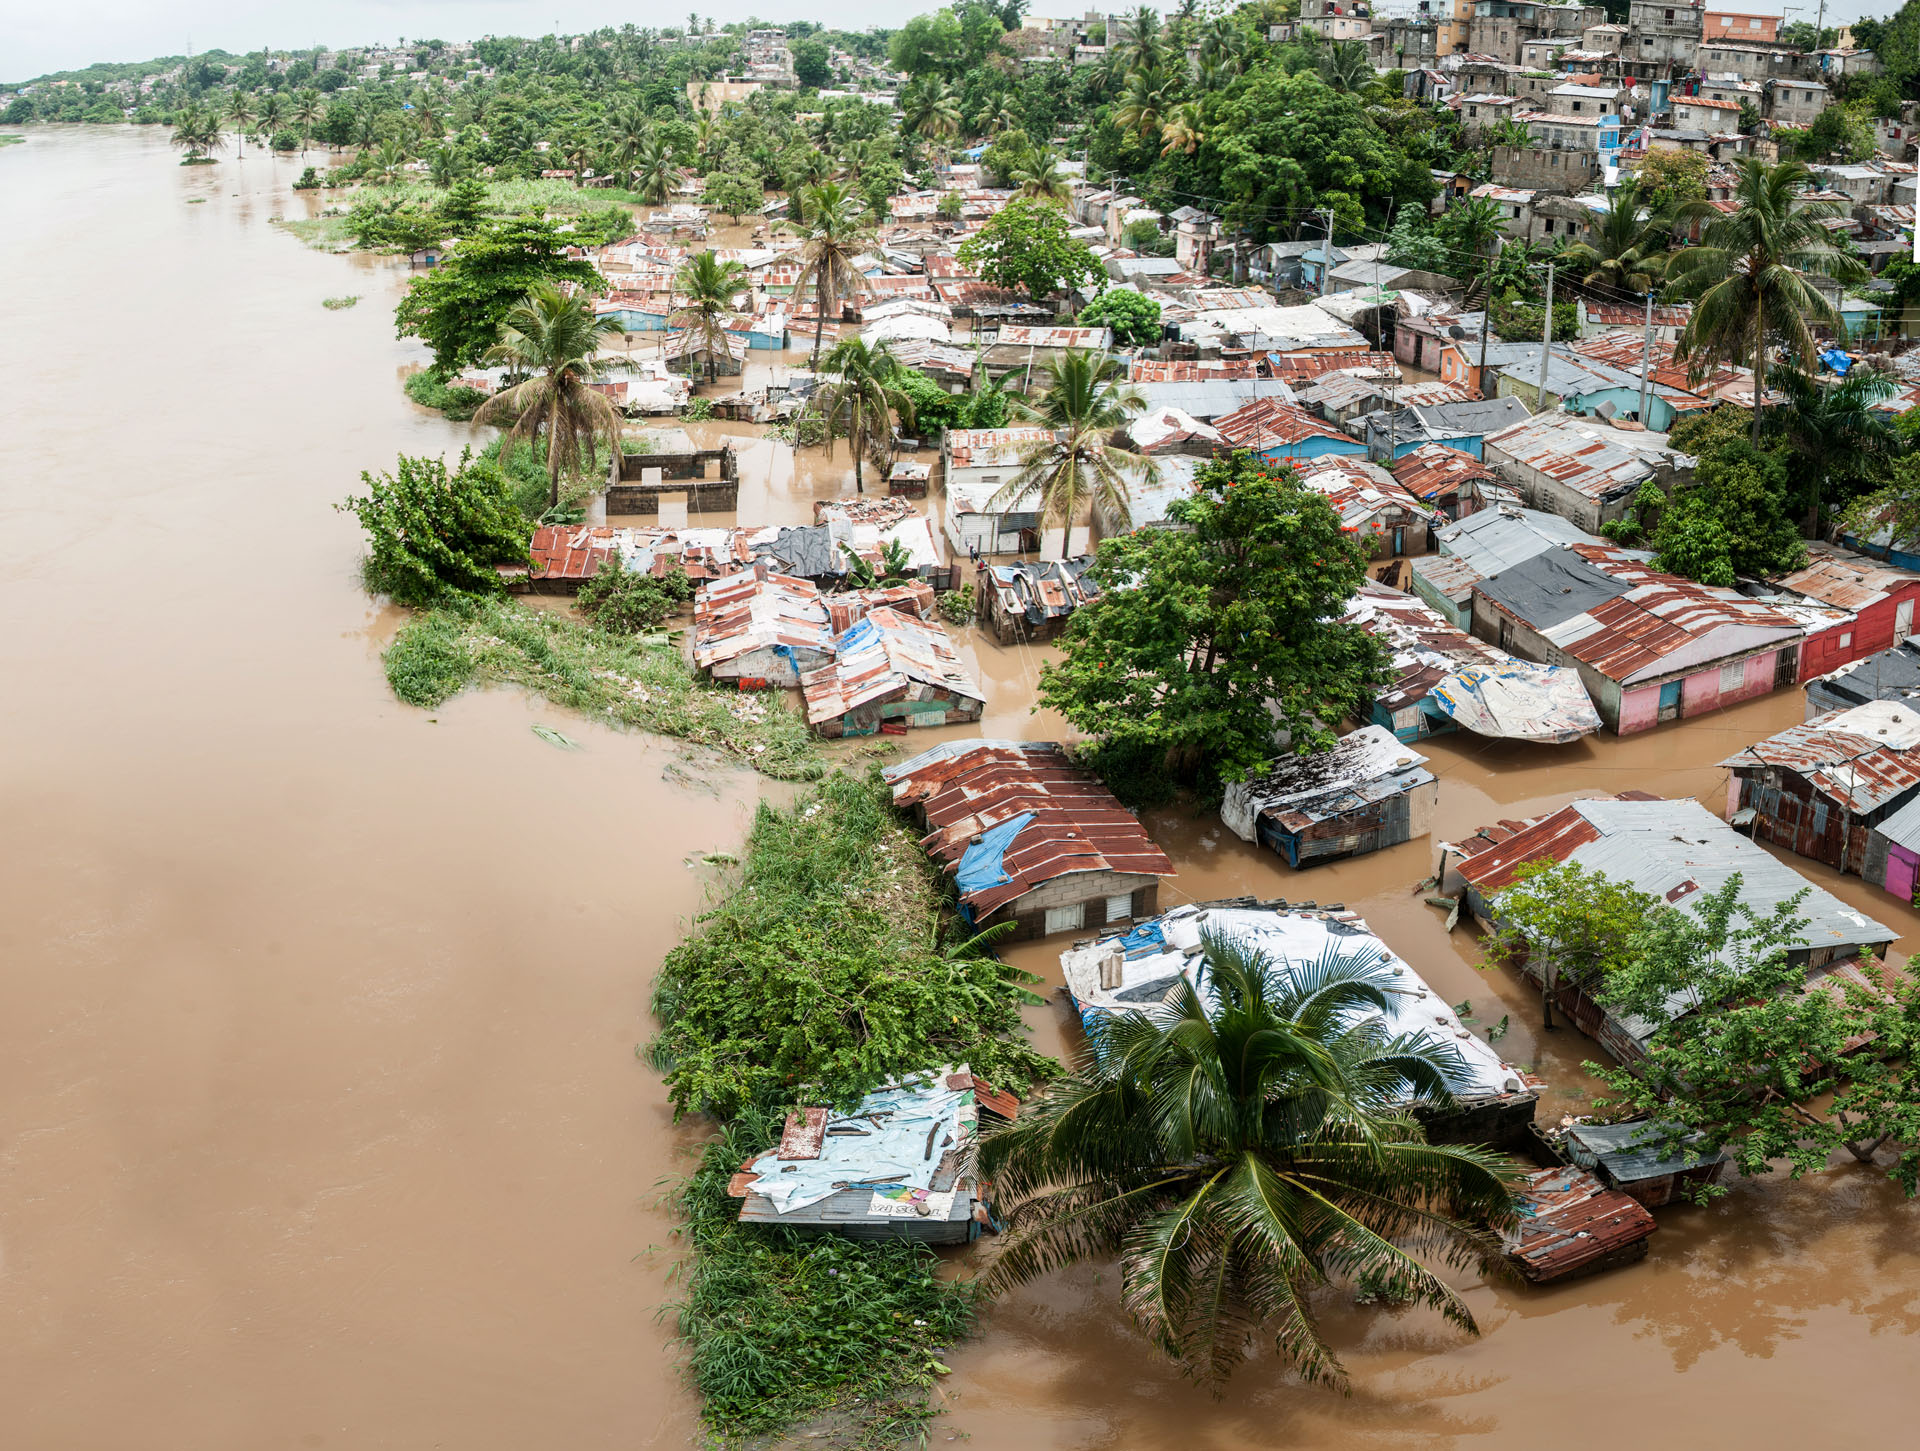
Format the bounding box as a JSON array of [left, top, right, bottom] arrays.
[[226, 91, 257, 157], [1320, 40, 1374, 93], [629, 135, 679, 205], [370, 138, 409, 186], [812, 338, 917, 494], [1670, 156, 1868, 445], [1765, 363, 1900, 532], [994, 350, 1156, 556], [472, 282, 624, 511], [1114, 68, 1169, 141], [1560, 177, 1670, 297], [257, 91, 286, 147], [978, 928, 1521, 1389], [352, 106, 385, 154], [901, 76, 962, 147], [1159, 102, 1203, 158], [1114, 4, 1165, 72], [788, 180, 876, 367], [290, 89, 323, 154], [669, 250, 749, 385], [1013, 145, 1071, 203], [170, 106, 223, 162], [427, 144, 462, 188]]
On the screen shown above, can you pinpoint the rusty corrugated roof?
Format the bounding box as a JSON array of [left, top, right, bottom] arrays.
[[1504, 1166, 1656, 1283], [799, 608, 983, 725], [1215, 398, 1359, 450], [1775, 542, 1920, 614], [882, 740, 1174, 917], [1391, 443, 1496, 502], [1717, 702, 1920, 814]]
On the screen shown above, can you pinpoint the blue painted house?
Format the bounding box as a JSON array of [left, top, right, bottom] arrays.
[[1362, 395, 1534, 462], [597, 301, 671, 333], [1216, 397, 1367, 466]]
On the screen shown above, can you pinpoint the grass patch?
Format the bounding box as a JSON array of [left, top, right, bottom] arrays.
[[652, 774, 1058, 1445], [670, 1108, 978, 1449], [403, 367, 489, 421], [0, 135, 26, 146], [383, 597, 822, 781], [322, 294, 360, 310]]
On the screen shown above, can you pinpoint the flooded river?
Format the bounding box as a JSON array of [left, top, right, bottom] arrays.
[[6, 127, 1920, 1450]]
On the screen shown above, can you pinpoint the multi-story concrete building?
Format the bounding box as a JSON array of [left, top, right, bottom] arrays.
[[1624, 0, 1704, 76], [1703, 10, 1781, 42]]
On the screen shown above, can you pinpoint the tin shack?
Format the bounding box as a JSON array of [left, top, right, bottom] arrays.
[[729, 1066, 1016, 1244], [1058, 899, 1542, 1147], [1448, 796, 1897, 1062], [883, 739, 1175, 940], [1806, 638, 1920, 718], [1221, 726, 1438, 867], [978, 557, 1100, 644], [1718, 701, 1920, 874], [692, 565, 834, 687], [800, 608, 985, 737]]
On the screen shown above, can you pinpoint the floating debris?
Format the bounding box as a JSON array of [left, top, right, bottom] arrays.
[[531, 722, 580, 750]]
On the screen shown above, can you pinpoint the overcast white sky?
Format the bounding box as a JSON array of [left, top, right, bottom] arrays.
[[2, 0, 1904, 82]]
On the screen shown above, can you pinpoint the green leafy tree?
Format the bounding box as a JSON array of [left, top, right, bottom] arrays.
[[340, 449, 529, 605], [813, 337, 917, 493], [957, 196, 1104, 299], [1650, 440, 1805, 586], [1480, 861, 1662, 1031], [994, 350, 1154, 549], [792, 36, 832, 89], [1589, 877, 1920, 1197], [395, 211, 603, 371], [671, 249, 750, 385], [1077, 288, 1162, 346], [576, 555, 692, 632], [1671, 158, 1867, 444], [1038, 450, 1388, 796], [700, 170, 763, 222], [436, 176, 490, 233], [1636, 147, 1711, 219], [979, 928, 1520, 1389], [471, 281, 624, 511], [789, 180, 877, 366]]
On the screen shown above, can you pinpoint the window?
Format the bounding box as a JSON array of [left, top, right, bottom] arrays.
[[1840, 632, 1854, 649], [1105, 892, 1135, 924], [1720, 658, 1747, 692], [980, 474, 1000, 485], [1750, 16, 1761, 27], [1045, 903, 1085, 935]]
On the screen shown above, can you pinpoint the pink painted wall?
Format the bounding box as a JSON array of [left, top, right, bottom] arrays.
[[1738, 650, 1777, 699], [1726, 778, 1742, 818], [1618, 684, 1660, 734], [1682, 669, 1721, 714], [1886, 844, 1919, 906]]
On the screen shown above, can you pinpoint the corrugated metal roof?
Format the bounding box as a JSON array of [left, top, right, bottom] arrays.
[[1775, 542, 1920, 614], [1454, 797, 1895, 952], [1566, 1120, 1727, 1183], [1295, 458, 1425, 529], [882, 740, 1173, 916], [799, 608, 984, 725], [692, 568, 833, 669], [1434, 503, 1600, 580], [1391, 444, 1497, 503], [1503, 1166, 1656, 1283], [1225, 726, 1433, 834], [1482, 412, 1680, 503], [1215, 398, 1360, 450], [1128, 358, 1262, 382], [1717, 701, 1920, 814], [526, 524, 759, 583], [1265, 349, 1399, 381], [945, 426, 1055, 470]]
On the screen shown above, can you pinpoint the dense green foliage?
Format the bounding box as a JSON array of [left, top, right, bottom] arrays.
[[394, 212, 602, 371], [1038, 450, 1388, 803], [671, 1108, 978, 1444], [957, 196, 1103, 299], [402, 368, 489, 421], [1076, 288, 1162, 346], [381, 597, 821, 777], [575, 555, 693, 633], [981, 929, 1520, 1389], [649, 771, 1055, 1120], [340, 449, 529, 605]]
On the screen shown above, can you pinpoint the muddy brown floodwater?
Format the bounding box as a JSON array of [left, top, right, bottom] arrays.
[[7, 126, 1920, 1451]]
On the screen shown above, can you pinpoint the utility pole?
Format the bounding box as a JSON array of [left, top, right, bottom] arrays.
[[1637, 288, 1655, 422], [1535, 261, 1555, 412], [1477, 243, 1496, 399], [1319, 207, 1334, 297]]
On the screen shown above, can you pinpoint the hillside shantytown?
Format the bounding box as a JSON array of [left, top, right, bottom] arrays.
[[18, 0, 1920, 1443]]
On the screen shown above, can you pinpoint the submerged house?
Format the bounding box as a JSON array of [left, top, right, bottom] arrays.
[[1769, 543, 1920, 683], [1866, 793, 1920, 908], [1563, 1121, 1729, 1209], [1718, 702, 1920, 875], [1806, 638, 1920, 718], [800, 609, 985, 737], [977, 557, 1100, 643], [1221, 726, 1439, 867], [1345, 581, 1601, 744], [1470, 544, 1805, 734], [1448, 796, 1897, 1063], [729, 1067, 1016, 1244], [1411, 503, 1601, 627], [1057, 900, 1542, 1147], [692, 566, 834, 687], [883, 739, 1175, 941], [1503, 1166, 1659, 1285], [941, 427, 1055, 556]]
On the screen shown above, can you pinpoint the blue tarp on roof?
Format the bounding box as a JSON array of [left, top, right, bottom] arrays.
[[955, 811, 1034, 895], [1822, 347, 1854, 376]]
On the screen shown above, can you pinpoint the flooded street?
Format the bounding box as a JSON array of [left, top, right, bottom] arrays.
[[7, 126, 1920, 1450]]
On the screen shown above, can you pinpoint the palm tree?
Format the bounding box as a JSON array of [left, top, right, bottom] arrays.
[[1114, 4, 1165, 72], [257, 91, 286, 147], [670, 250, 749, 385], [788, 180, 876, 367], [472, 282, 624, 512], [352, 106, 385, 154], [1012, 145, 1071, 202], [977, 928, 1520, 1389], [994, 350, 1156, 556], [370, 139, 409, 186], [629, 135, 679, 204], [1670, 156, 1869, 444], [973, 94, 1019, 141], [901, 76, 962, 147], [1320, 41, 1374, 93], [427, 145, 462, 188], [170, 106, 223, 162], [1560, 177, 1670, 297], [1159, 102, 1203, 158], [290, 89, 323, 154], [1114, 69, 1169, 141], [226, 91, 257, 157], [813, 338, 917, 494], [1765, 363, 1900, 532]]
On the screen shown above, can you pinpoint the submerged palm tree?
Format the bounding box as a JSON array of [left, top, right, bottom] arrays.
[[170, 106, 224, 162], [979, 929, 1521, 1389], [813, 338, 917, 494], [472, 282, 624, 511], [1670, 157, 1867, 444], [290, 89, 323, 154], [669, 250, 748, 386], [257, 91, 287, 146], [1561, 177, 1670, 296], [226, 91, 257, 157], [788, 180, 876, 367], [994, 350, 1156, 553]]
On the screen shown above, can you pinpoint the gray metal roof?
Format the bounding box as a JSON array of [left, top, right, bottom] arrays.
[[1817, 640, 1920, 710], [1436, 504, 1601, 580], [1407, 395, 1535, 436], [1475, 546, 1632, 630], [1135, 377, 1270, 420], [1566, 1120, 1727, 1182]]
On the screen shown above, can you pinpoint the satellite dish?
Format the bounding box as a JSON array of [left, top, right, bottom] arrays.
[[1447, 325, 1468, 339]]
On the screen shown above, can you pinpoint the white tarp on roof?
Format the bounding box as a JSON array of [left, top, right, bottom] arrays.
[[1430, 662, 1603, 743]]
